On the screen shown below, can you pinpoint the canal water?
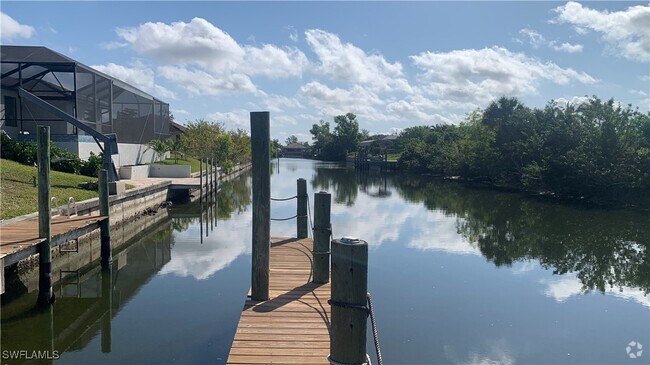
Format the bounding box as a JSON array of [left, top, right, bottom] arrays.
[[2, 158, 648, 364]]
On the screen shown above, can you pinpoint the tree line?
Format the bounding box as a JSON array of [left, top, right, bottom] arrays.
[[150, 118, 252, 172], [395, 97, 649, 205]]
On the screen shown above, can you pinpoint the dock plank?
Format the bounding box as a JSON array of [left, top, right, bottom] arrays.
[[0, 213, 107, 267], [227, 237, 330, 364]]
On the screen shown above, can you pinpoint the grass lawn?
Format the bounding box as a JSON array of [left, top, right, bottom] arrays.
[[151, 157, 214, 173], [0, 159, 99, 220]]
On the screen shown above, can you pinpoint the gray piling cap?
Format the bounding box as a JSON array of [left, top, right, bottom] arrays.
[[340, 236, 360, 244]]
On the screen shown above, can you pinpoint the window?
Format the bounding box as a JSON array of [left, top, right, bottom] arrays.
[[4, 96, 17, 127]]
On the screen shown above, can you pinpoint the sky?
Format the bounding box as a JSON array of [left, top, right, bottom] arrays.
[[1, 1, 649, 143]]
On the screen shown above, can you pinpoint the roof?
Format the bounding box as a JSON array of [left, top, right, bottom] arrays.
[[284, 143, 307, 149], [1, 45, 167, 104], [170, 121, 187, 133], [0, 45, 77, 64]]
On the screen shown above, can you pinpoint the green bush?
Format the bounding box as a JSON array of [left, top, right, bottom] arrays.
[[1, 132, 104, 177], [80, 152, 103, 177]]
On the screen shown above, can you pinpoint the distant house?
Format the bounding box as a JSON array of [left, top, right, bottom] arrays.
[[359, 134, 398, 150], [169, 121, 187, 142], [280, 143, 308, 158], [0, 45, 170, 167]]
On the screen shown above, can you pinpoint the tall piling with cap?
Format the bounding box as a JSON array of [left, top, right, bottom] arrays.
[[251, 111, 270, 301], [37, 126, 53, 306], [297, 178, 308, 239], [330, 237, 368, 364], [312, 192, 331, 284]]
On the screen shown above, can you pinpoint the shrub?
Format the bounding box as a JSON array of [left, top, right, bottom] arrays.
[[80, 152, 103, 177]]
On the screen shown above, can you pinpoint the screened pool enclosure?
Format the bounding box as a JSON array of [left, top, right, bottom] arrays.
[[1, 45, 170, 166]]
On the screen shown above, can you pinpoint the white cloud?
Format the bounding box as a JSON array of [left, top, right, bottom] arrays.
[[0, 12, 35, 40], [519, 28, 547, 48], [158, 65, 256, 96], [261, 93, 304, 113], [305, 29, 412, 92], [114, 17, 310, 81], [101, 41, 129, 50], [91, 62, 176, 100], [242, 44, 309, 78], [298, 81, 382, 116], [551, 42, 583, 53], [285, 25, 299, 42], [553, 1, 650, 62], [518, 28, 584, 53], [171, 109, 189, 115], [116, 17, 245, 69], [385, 99, 457, 124], [410, 46, 596, 104], [206, 109, 250, 130]]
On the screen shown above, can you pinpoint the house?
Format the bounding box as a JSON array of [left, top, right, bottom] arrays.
[[359, 134, 398, 150], [280, 143, 308, 158], [169, 121, 187, 142], [0, 45, 170, 167]]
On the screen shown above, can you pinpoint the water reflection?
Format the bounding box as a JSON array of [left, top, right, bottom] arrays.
[[160, 173, 252, 281], [310, 165, 650, 297], [1, 223, 173, 364]]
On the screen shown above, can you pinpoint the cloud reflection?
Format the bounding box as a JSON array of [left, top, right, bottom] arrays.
[[160, 211, 252, 280], [542, 276, 650, 308]]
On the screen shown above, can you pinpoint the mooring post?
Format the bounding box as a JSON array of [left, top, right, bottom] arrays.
[[330, 237, 368, 364], [297, 178, 308, 239], [101, 267, 113, 353], [312, 191, 331, 284], [37, 126, 53, 306], [250, 111, 270, 301], [200, 158, 204, 197], [99, 169, 112, 270]]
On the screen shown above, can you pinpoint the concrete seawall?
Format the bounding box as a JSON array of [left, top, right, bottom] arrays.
[[1, 162, 251, 301]]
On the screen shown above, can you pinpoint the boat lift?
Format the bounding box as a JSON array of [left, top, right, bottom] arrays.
[[18, 88, 120, 182]]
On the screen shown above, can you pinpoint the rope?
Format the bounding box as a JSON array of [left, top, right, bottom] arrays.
[[269, 214, 308, 221], [306, 194, 314, 238], [270, 195, 298, 201], [327, 293, 382, 365], [367, 293, 383, 365]]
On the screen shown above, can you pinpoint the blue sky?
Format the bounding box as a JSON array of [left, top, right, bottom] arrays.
[[1, 1, 648, 142]]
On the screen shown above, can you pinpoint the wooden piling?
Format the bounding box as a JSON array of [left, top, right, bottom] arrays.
[[297, 178, 308, 239], [250, 111, 270, 301], [37, 126, 53, 306], [330, 237, 368, 364], [200, 158, 204, 197], [312, 192, 331, 284], [99, 169, 112, 270], [101, 267, 112, 353]]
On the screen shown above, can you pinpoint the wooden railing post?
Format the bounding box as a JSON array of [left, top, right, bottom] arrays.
[[330, 237, 368, 364], [37, 126, 53, 306], [251, 111, 270, 301], [99, 169, 112, 270], [312, 192, 331, 284], [297, 178, 308, 239]]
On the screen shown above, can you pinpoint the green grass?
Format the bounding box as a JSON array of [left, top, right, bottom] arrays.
[[0, 159, 99, 220], [387, 153, 401, 161], [150, 157, 213, 173]]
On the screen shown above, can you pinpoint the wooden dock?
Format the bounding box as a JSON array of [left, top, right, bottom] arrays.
[[227, 237, 331, 364], [0, 213, 107, 267]]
